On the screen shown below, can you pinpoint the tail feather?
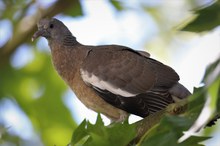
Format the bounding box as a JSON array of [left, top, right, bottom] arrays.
[[169, 83, 219, 127], [169, 82, 191, 99]]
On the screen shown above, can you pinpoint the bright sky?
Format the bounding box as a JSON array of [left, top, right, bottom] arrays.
[[0, 0, 219, 145]]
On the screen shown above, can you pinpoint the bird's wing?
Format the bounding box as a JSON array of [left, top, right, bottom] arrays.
[[80, 45, 179, 117]]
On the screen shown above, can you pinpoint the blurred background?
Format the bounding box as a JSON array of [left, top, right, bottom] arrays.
[[0, 0, 219, 146]]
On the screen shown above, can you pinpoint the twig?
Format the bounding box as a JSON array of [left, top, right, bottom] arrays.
[[129, 99, 188, 145]]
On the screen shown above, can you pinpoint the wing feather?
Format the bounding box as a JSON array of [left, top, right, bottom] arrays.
[[80, 45, 179, 117]]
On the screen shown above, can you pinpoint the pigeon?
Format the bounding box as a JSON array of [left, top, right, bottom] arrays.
[[32, 18, 191, 122]]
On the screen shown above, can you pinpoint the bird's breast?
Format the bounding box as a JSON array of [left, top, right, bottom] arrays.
[[69, 69, 128, 121], [50, 46, 127, 121]]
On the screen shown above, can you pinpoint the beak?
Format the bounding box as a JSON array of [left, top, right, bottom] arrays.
[[32, 29, 44, 42]]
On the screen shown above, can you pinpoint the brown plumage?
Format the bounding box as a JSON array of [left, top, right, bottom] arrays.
[[32, 18, 191, 122]]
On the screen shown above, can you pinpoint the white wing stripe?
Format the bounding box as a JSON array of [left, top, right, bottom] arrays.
[[80, 69, 136, 97]]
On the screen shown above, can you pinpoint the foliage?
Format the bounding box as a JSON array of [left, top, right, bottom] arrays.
[[69, 114, 136, 146], [0, 0, 219, 146], [0, 1, 83, 145], [0, 49, 76, 145], [181, 0, 220, 32], [140, 56, 220, 146]]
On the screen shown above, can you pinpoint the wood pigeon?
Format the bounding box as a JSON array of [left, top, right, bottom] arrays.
[[32, 18, 191, 122]]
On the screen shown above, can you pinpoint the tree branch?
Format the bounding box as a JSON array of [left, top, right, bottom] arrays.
[[0, 0, 80, 68], [130, 99, 188, 145]]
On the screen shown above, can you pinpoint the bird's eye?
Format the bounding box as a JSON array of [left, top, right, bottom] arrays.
[[49, 24, 54, 29]]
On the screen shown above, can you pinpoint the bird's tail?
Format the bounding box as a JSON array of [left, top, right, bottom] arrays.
[[169, 82, 219, 127], [169, 82, 191, 100]]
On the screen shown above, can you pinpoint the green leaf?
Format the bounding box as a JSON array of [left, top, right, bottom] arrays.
[[180, 136, 211, 146], [202, 57, 220, 83], [70, 119, 88, 145], [202, 57, 220, 114], [69, 115, 136, 146], [140, 115, 210, 146], [110, 0, 124, 11], [95, 113, 104, 126], [63, 0, 83, 17], [208, 78, 220, 109], [186, 87, 206, 119], [181, 1, 220, 32]]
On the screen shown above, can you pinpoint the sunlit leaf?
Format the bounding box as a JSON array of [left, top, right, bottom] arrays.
[[70, 119, 88, 145], [110, 0, 123, 11], [181, 1, 220, 32]]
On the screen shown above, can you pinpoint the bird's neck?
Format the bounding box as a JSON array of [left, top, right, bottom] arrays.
[[48, 33, 78, 48], [49, 40, 88, 86], [62, 33, 78, 46]]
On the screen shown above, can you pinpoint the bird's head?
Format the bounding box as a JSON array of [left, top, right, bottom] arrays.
[[32, 18, 72, 42]]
